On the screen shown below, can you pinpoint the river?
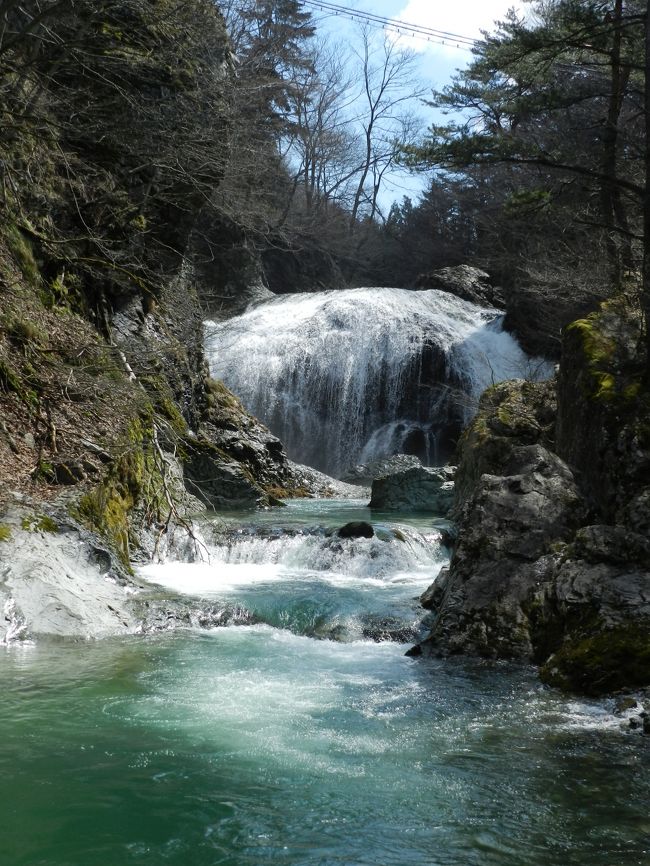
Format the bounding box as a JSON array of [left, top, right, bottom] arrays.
[[2, 498, 649, 866]]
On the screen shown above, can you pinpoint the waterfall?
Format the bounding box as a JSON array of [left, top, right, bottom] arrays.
[[205, 287, 547, 477]]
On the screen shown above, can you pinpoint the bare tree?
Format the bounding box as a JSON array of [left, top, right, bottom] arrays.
[[281, 41, 363, 216], [348, 26, 425, 232]]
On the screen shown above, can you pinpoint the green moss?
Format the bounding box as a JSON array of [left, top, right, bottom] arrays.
[[5, 224, 40, 287], [101, 22, 124, 40], [21, 514, 59, 533], [37, 460, 55, 481], [565, 309, 641, 405], [592, 372, 615, 401], [139, 375, 188, 435], [76, 420, 149, 567], [130, 214, 147, 232], [206, 378, 241, 410], [0, 359, 22, 394], [75, 416, 171, 568], [566, 317, 615, 366], [624, 381, 641, 401], [540, 622, 650, 695], [4, 316, 45, 349], [0, 358, 39, 406], [40, 271, 84, 312], [0, 524, 11, 542], [158, 397, 187, 434]]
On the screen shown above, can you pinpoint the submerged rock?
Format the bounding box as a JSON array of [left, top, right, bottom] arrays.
[[369, 465, 456, 514], [337, 521, 374, 539], [360, 614, 419, 644], [135, 599, 258, 634]]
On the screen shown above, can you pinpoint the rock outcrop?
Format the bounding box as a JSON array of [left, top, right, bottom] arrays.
[[0, 0, 330, 644], [415, 265, 505, 309], [412, 301, 650, 694], [369, 464, 455, 514], [0, 504, 140, 643], [341, 454, 422, 486]]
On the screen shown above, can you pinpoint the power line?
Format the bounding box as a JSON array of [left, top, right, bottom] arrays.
[[300, 0, 479, 51]]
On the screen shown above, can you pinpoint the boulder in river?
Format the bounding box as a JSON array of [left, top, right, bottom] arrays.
[[337, 521, 374, 539], [411, 330, 650, 696], [341, 454, 423, 486], [369, 465, 456, 514]]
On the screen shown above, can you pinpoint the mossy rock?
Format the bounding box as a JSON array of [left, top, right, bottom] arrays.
[[5, 224, 41, 287], [75, 417, 161, 567], [0, 524, 11, 542], [21, 514, 59, 533], [565, 317, 615, 367], [540, 621, 650, 696], [563, 295, 646, 406]]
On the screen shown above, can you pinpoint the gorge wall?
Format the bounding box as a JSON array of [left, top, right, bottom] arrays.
[[413, 293, 650, 695], [0, 0, 310, 631]]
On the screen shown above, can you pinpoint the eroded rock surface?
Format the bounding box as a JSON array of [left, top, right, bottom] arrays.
[[369, 465, 456, 514], [0, 507, 141, 643], [341, 454, 422, 486], [415, 265, 505, 309], [412, 316, 650, 695]]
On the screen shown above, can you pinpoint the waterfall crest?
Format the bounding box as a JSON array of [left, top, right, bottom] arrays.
[[205, 287, 547, 476]]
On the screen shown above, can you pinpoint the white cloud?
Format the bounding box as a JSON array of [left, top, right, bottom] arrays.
[[396, 0, 522, 39], [392, 1, 524, 57]]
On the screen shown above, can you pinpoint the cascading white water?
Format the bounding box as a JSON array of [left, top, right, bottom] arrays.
[[205, 287, 548, 476]]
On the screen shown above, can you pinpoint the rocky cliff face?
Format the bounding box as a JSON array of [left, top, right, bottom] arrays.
[[0, 1, 314, 636], [414, 294, 650, 695]]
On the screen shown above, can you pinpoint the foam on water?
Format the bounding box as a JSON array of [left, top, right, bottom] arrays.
[[138, 512, 445, 640], [2, 614, 649, 866], [205, 287, 549, 475]]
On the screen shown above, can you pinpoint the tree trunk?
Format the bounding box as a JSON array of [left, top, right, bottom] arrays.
[[643, 0, 650, 373], [601, 0, 632, 282]]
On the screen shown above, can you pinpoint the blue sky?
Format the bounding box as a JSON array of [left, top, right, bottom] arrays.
[[309, 0, 525, 210], [312, 1, 525, 90]]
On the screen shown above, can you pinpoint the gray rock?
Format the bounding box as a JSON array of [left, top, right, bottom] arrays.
[[622, 487, 650, 537], [135, 599, 257, 633], [341, 454, 423, 486], [369, 465, 456, 514], [0, 508, 141, 642], [360, 614, 419, 644], [182, 435, 265, 510], [288, 461, 368, 498], [415, 444, 586, 660], [573, 525, 650, 567], [415, 265, 505, 309], [420, 568, 448, 611], [614, 697, 638, 715]]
